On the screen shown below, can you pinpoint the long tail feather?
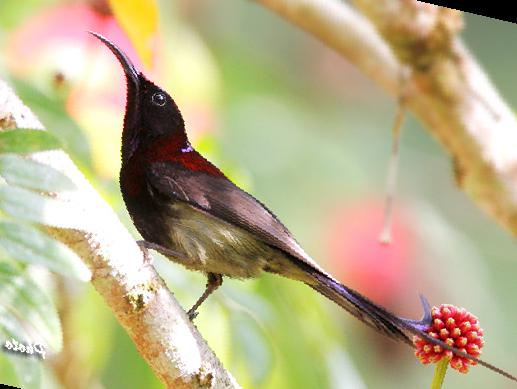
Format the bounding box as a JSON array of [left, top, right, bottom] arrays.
[[307, 270, 517, 382]]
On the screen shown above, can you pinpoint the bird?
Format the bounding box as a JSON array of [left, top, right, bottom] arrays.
[[89, 31, 516, 381]]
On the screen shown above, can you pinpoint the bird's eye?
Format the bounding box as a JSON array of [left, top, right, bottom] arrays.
[[151, 92, 167, 106]]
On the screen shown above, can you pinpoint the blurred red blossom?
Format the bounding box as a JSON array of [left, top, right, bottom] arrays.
[[326, 198, 418, 305]]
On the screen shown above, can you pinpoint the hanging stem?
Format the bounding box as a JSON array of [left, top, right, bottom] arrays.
[[379, 72, 408, 244], [431, 358, 450, 389]]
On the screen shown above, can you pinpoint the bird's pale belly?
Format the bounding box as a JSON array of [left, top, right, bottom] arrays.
[[162, 202, 310, 281]]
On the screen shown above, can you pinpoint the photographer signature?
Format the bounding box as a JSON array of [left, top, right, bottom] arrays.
[[3, 338, 46, 359]]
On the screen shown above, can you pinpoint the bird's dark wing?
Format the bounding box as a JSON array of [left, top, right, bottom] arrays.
[[146, 160, 326, 273], [147, 160, 417, 341]]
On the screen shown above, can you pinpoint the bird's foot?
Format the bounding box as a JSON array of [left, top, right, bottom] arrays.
[[137, 240, 154, 265], [137, 240, 186, 261], [186, 273, 223, 321], [187, 309, 199, 321]]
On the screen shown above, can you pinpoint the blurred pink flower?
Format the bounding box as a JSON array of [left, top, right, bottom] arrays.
[[326, 198, 417, 305]]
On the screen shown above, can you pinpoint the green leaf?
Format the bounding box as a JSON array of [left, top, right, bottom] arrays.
[[0, 129, 60, 154], [0, 349, 22, 388], [10, 79, 92, 168], [0, 348, 42, 389], [326, 347, 365, 389], [0, 221, 90, 281], [0, 185, 85, 229], [0, 262, 62, 352], [0, 154, 75, 192], [229, 309, 273, 387]]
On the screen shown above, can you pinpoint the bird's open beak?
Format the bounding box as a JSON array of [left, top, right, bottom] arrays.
[[88, 31, 140, 90]]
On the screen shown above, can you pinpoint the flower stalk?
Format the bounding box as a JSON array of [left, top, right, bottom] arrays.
[[431, 357, 450, 389]]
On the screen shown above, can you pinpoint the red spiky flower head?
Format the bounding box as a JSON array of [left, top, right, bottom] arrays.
[[413, 304, 485, 373]]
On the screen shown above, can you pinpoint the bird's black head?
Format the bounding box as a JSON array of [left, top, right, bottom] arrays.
[[89, 32, 186, 162]]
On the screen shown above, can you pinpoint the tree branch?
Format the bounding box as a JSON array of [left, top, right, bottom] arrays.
[[253, 0, 517, 238], [0, 79, 240, 389]]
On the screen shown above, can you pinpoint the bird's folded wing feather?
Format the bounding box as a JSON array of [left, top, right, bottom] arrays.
[[147, 161, 326, 273]]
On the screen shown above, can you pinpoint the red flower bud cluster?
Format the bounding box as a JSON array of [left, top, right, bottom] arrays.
[[413, 304, 484, 373]]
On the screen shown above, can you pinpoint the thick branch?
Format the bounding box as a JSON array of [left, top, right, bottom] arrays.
[[0, 79, 240, 389], [253, 0, 517, 237]]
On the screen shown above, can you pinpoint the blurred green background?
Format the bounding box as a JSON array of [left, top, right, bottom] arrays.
[[0, 1, 517, 388]]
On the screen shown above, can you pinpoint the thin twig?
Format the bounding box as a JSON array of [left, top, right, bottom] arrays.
[[380, 69, 409, 244]]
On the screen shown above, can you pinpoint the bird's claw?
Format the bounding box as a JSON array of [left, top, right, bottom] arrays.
[[187, 309, 199, 321], [136, 240, 154, 265]]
